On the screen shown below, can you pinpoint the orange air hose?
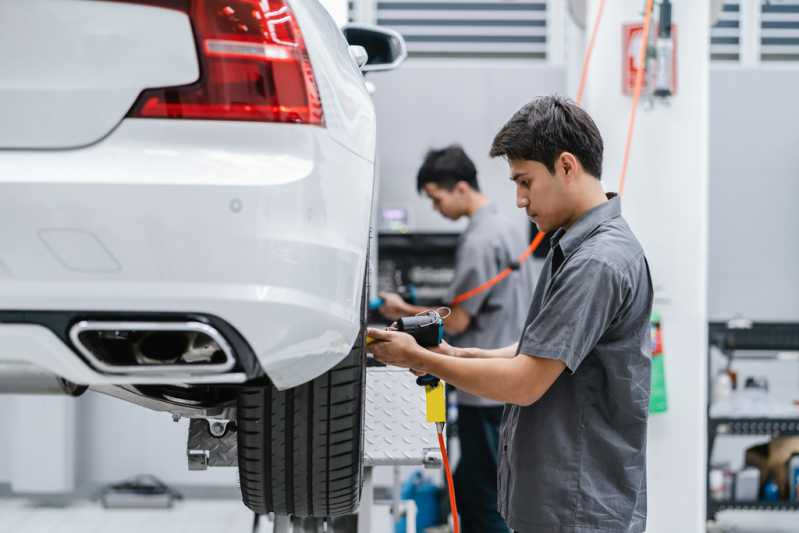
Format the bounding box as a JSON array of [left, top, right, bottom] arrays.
[[619, 0, 655, 196], [438, 429, 460, 533], [576, 0, 607, 105]]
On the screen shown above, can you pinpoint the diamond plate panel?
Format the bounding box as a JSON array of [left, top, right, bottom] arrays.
[[364, 367, 441, 466], [186, 419, 238, 470]]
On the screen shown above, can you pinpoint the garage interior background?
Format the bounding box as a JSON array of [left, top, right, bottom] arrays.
[[1, 1, 798, 532]]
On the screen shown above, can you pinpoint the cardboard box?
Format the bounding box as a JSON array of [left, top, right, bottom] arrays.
[[745, 437, 799, 499]]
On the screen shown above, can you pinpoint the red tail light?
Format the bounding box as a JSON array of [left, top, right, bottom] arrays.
[[126, 0, 324, 125]]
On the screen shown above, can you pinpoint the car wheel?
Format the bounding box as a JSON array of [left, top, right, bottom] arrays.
[[236, 331, 366, 517]]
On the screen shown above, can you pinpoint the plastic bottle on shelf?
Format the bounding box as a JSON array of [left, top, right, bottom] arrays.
[[712, 371, 733, 404], [789, 454, 799, 501], [763, 477, 780, 502], [709, 469, 725, 502]]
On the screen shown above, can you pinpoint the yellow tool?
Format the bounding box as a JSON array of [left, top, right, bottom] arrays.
[[424, 378, 446, 424]]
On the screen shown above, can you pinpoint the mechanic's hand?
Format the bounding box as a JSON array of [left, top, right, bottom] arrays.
[[430, 339, 459, 358], [377, 292, 408, 321], [366, 327, 422, 370]]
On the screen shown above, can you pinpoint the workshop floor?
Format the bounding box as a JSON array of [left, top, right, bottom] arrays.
[[0, 498, 397, 533], [1, 498, 797, 533]]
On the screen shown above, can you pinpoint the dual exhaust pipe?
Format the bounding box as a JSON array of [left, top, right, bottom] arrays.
[[69, 321, 236, 376], [0, 321, 236, 395]]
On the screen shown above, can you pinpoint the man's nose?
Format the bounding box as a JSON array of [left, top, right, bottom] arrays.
[[517, 194, 528, 209]]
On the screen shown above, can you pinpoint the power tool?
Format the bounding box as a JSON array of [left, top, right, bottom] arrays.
[[367, 309, 446, 421]]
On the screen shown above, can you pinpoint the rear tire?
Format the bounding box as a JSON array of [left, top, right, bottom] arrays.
[[236, 331, 366, 517]]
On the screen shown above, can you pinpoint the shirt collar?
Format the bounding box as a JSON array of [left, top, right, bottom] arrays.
[[550, 193, 621, 256]]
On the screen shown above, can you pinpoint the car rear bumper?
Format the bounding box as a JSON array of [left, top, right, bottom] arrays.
[[0, 119, 373, 389]]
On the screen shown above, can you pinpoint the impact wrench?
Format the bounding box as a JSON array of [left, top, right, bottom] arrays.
[[366, 310, 460, 533]]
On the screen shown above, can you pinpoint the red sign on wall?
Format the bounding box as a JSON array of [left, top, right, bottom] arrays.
[[622, 23, 678, 96]]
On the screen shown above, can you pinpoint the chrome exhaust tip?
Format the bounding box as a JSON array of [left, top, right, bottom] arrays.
[[69, 321, 236, 376]]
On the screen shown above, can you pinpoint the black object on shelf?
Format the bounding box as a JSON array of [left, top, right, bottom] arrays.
[[706, 321, 799, 522]]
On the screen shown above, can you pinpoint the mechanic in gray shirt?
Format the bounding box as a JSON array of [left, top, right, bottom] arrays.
[[378, 145, 534, 533], [369, 96, 653, 533]]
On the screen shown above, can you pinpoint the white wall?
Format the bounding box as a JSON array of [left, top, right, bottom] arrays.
[[708, 68, 799, 322], [12, 396, 77, 493], [583, 2, 709, 532], [0, 398, 12, 484], [369, 63, 565, 236], [73, 391, 238, 488], [0, 396, 76, 494], [0, 391, 236, 492]]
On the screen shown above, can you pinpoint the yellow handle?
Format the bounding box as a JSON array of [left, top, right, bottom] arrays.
[[425, 380, 446, 423]]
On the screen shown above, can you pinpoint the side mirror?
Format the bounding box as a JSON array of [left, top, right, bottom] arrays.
[[342, 23, 407, 73]]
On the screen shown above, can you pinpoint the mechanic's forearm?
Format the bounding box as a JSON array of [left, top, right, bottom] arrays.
[[455, 342, 518, 359], [442, 305, 470, 335], [413, 348, 526, 404]]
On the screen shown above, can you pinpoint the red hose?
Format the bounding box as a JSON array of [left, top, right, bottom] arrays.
[[437, 429, 460, 533]]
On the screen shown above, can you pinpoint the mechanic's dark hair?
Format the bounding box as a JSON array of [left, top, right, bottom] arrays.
[[489, 95, 603, 179], [416, 145, 480, 193]]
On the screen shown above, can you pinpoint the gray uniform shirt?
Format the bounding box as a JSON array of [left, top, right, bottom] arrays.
[[447, 203, 535, 407], [498, 195, 653, 533]]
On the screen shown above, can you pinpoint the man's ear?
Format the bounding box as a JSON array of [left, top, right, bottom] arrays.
[[454, 180, 470, 195], [559, 152, 581, 180]]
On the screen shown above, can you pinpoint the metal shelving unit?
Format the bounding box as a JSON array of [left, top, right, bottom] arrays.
[[706, 321, 799, 522], [711, 417, 799, 436], [709, 499, 799, 516]]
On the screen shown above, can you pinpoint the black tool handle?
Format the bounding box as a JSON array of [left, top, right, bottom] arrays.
[[397, 315, 441, 347], [415, 374, 440, 387]]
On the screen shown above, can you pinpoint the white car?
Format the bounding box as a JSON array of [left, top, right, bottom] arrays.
[[0, 0, 405, 518]]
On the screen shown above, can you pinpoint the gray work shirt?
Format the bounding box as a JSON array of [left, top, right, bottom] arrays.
[[498, 195, 653, 533], [448, 203, 535, 407]]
